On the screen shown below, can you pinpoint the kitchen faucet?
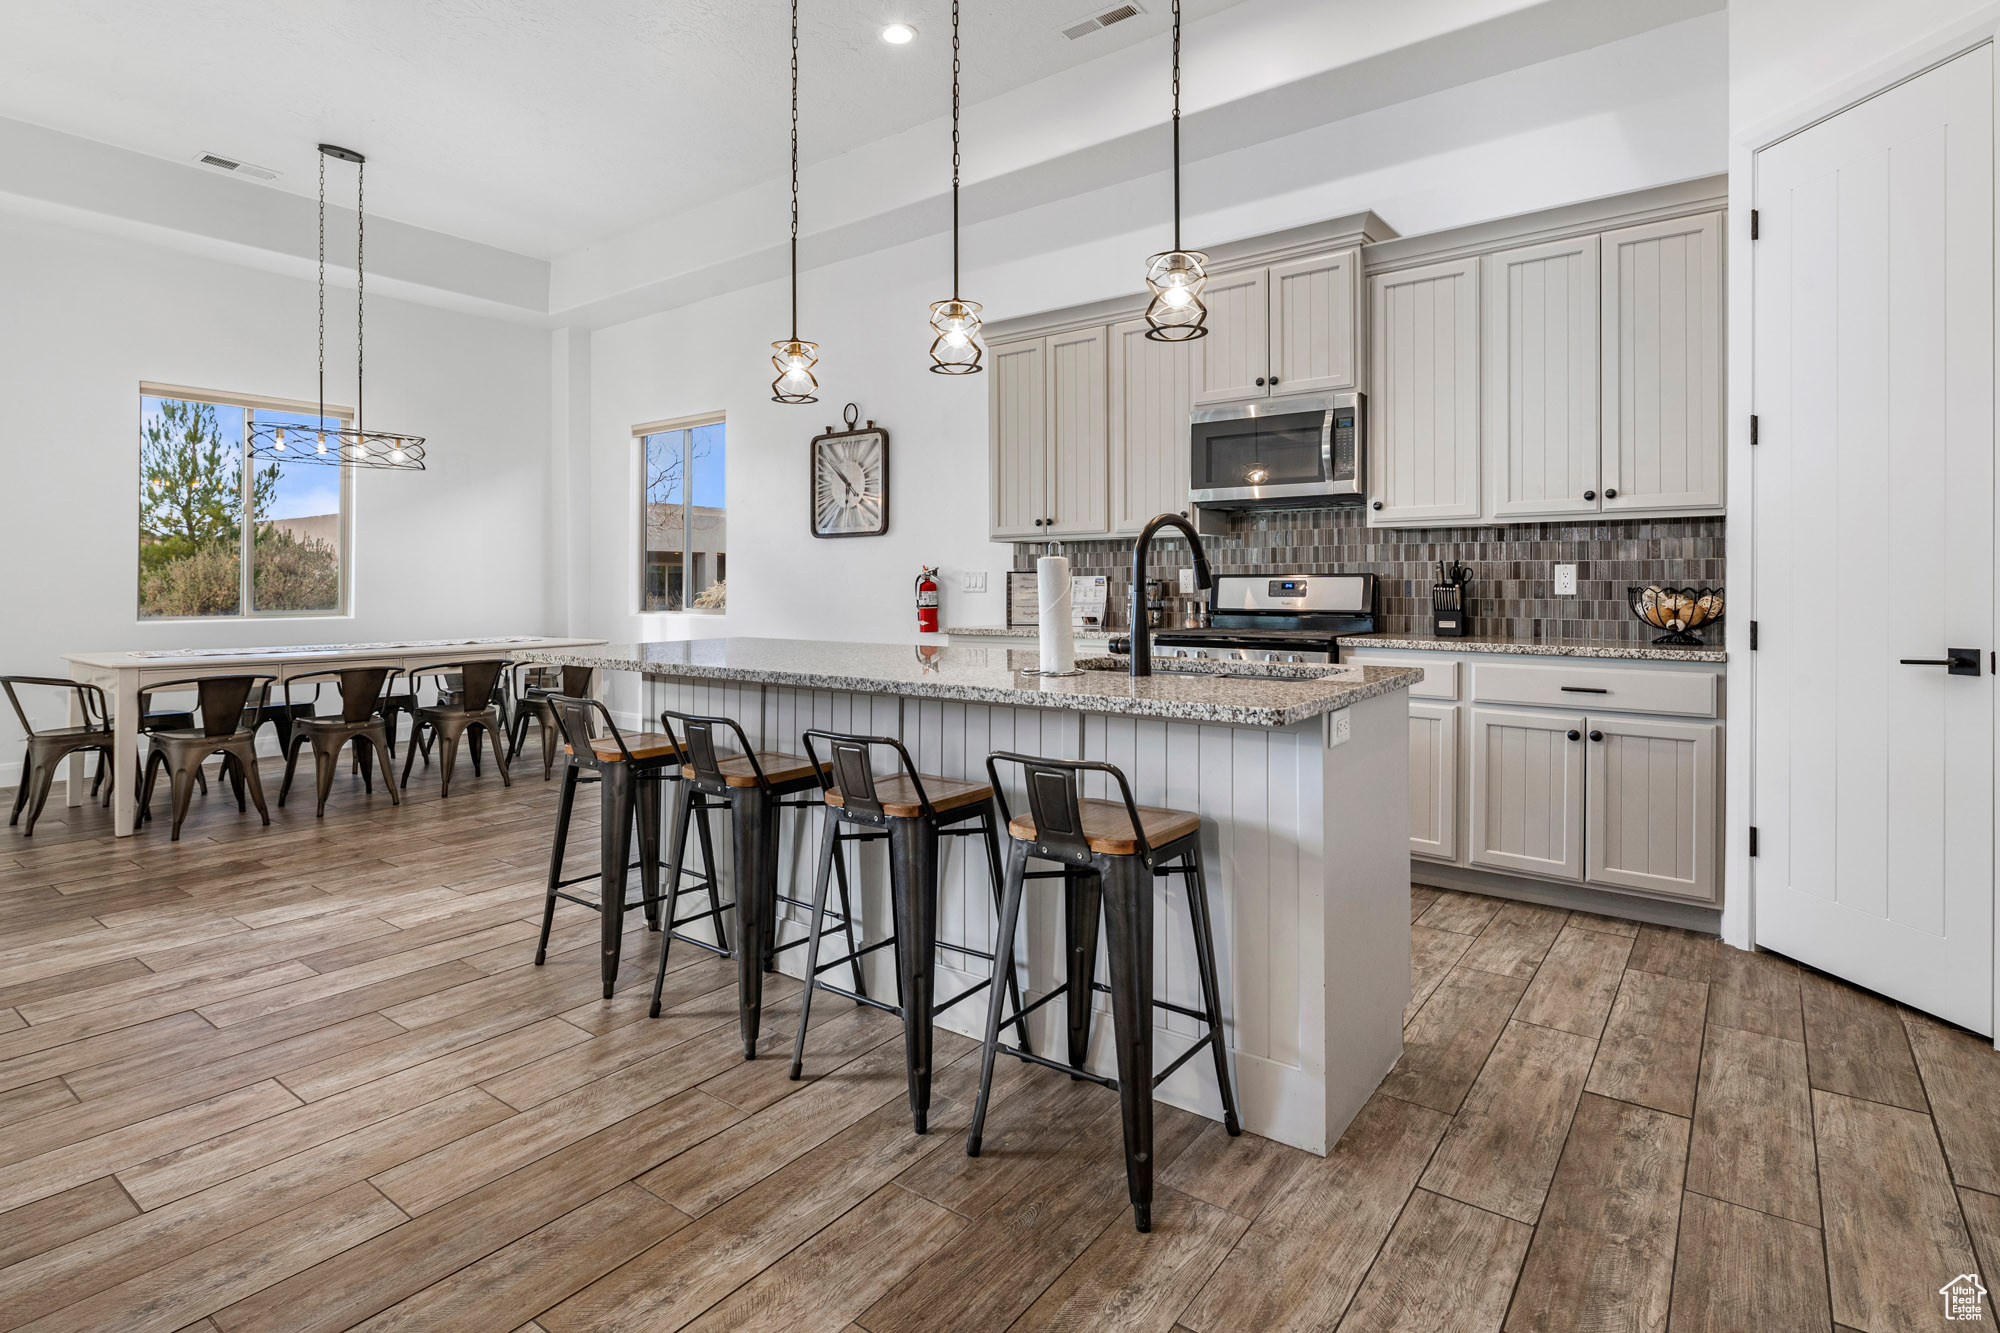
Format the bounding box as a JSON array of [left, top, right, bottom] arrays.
[[1129, 512, 1213, 677]]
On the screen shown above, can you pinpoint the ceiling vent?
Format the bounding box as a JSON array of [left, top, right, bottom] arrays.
[[1061, 2, 1143, 40], [194, 153, 279, 181]]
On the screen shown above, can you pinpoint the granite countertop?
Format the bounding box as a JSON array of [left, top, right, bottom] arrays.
[[947, 625, 1725, 664], [943, 625, 1110, 639], [524, 638, 1423, 728]]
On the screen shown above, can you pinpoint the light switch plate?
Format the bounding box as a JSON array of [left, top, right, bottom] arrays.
[[1554, 563, 1577, 596], [962, 571, 987, 593]]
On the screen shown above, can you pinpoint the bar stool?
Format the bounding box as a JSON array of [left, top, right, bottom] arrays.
[[652, 709, 833, 1057], [538, 695, 728, 998], [787, 730, 1032, 1133], [968, 751, 1239, 1234]]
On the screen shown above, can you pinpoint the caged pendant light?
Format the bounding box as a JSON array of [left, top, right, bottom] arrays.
[[249, 145, 425, 469], [1142, 0, 1208, 342], [926, 0, 982, 374], [770, 0, 820, 404]]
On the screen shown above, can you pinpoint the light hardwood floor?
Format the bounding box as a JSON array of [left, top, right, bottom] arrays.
[[3, 753, 1999, 1332]]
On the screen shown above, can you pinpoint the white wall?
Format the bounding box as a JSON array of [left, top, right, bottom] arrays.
[[0, 210, 552, 780], [574, 12, 1726, 686], [1731, 0, 1997, 134]]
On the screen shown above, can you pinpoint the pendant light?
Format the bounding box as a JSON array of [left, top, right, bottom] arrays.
[[249, 145, 426, 469], [1143, 0, 1207, 342], [770, 0, 819, 404], [927, 0, 982, 374]]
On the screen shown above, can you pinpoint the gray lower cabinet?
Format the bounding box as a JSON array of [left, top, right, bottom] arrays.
[[1408, 701, 1458, 861], [1584, 713, 1719, 900], [1469, 706, 1588, 882], [987, 328, 1109, 540]]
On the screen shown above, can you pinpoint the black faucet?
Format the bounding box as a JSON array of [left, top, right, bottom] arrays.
[[1130, 512, 1213, 677]]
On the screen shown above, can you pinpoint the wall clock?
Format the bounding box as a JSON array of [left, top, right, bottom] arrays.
[[810, 403, 889, 538]]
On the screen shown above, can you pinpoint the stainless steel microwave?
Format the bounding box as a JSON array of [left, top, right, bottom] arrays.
[[1187, 392, 1365, 509]]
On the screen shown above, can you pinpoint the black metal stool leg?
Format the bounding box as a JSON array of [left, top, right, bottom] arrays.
[[729, 786, 774, 1057], [694, 800, 727, 954], [597, 761, 636, 998], [1064, 868, 1103, 1075], [538, 763, 580, 966], [979, 810, 1034, 1054], [635, 775, 663, 932], [890, 817, 940, 1133], [1184, 842, 1241, 1135], [1099, 852, 1156, 1233], [650, 780, 695, 1017], [829, 823, 867, 1000], [789, 806, 843, 1080], [967, 837, 1030, 1158]]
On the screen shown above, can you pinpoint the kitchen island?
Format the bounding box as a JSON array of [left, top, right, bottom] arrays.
[[524, 637, 1423, 1154]]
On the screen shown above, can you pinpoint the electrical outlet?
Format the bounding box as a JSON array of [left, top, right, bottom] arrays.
[[1328, 709, 1352, 747], [961, 571, 987, 593], [1554, 563, 1577, 596], [1179, 568, 1197, 594]]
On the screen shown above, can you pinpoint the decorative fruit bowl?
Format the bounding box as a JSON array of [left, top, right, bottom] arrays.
[[1628, 585, 1724, 646]]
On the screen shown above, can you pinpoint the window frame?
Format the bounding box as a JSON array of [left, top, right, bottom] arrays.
[[138, 381, 357, 622], [635, 411, 726, 616]]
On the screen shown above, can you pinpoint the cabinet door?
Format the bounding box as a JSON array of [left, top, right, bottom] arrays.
[[1045, 325, 1110, 537], [1468, 707, 1586, 881], [1585, 715, 1718, 901], [1368, 258, 1482, 525], [1109, 316, 1197, 535], [989, 337, 1049, 540], [1269, 247, 1362, 396], [1408, 702, 1459, 861], [1600, 212, 1725, 514], [1191, 267, 1270, 405], [1484, 235, 1601, 519]]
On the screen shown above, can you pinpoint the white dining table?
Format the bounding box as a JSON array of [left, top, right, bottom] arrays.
[[62, 636, 606, 836]]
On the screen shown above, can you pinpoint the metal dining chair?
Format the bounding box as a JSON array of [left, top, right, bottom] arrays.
[[399, 660, 513, 797], [3, 677, 115, 836], [277, 667, 403, 816], [137, 675, 277, 840], [507, 663, 595, 779]]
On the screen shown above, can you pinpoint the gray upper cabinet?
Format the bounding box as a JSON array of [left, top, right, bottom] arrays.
[[1367, 257, 1481, 525], [1600, 212, 1724, 514], [1108, 316, 1197, 535], [1268, 248, 1362, 396], [989, 337, 1050, 540], [1484, 234, 1602, 519], [1191, 267, 1269, 405], [988, 328, 1109, 541]]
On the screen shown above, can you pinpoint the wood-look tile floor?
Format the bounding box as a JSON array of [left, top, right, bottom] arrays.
[[3, 760, 2000, 1332]]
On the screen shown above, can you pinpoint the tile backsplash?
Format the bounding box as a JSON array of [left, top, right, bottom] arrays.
[[1013, 508, 1725, 642]]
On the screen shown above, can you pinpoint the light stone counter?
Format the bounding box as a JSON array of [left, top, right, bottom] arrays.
[[947, 624, 1725, 663]]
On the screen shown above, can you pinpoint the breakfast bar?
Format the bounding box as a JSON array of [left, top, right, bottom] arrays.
[[527, 636, 1423, 1155]]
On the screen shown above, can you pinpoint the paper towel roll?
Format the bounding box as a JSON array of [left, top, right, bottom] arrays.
[[1037, 555, 1074, 674]]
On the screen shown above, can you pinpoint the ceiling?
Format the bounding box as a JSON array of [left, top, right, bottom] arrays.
[[0, 0, 1245, 260]]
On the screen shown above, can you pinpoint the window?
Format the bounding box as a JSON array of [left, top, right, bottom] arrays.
[[138, 384, 352, 619], [639, 415, 727, 612]]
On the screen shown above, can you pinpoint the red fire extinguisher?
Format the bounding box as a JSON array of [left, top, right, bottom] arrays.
[[915, 565, 940, 635]]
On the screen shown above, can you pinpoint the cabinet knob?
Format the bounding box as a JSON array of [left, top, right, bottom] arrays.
[[1589, 729, 1604, 742], [1371, 500, 1383, 511], [1033, 518, 1045, 528], [1566, 729, 1581, 742], [1583, 490, 1597, 502], [1604, 488, 1618, 499], [1269, 376, 1280, 386], [1254, 376, 1266, 387]]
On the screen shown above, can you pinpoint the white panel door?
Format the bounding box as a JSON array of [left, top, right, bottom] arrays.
[[1585, 715, 1718, 901], [1192, 267, 1270, 405], [1269, 248, 1361, 396], [1109, 316, 1198, 534], [1484, 234, 1601, 519], [988, 337, 1048, 539], [1753, 46, 1995, 1034], [1469, 707, 1586, 881], [1601, 212, 1725, 513], [1045, 325, 1110, 537], [1368, 258, 1482, 525], [1408, 702, 1459, 861]]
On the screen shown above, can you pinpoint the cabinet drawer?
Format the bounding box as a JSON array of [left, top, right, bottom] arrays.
[[1471, 661, 1716, 718], [1345, 653, 1457, 699]]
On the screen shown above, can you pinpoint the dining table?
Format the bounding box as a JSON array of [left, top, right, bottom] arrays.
[[61, 636, 606, 836]]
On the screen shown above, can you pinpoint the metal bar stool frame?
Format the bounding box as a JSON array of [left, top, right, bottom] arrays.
[[967, 750, 1240, 1233], [787, 729, 1033, 1134], [653, 709, 841, 1058]]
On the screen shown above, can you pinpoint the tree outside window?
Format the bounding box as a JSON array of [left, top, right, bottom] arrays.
[[641, 419, 726, 612]]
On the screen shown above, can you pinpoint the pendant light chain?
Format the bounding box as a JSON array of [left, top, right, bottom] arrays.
[[318, 151, 326, 428], [789, 0, 799, 341], [1171, 0, 1182, 254], [926, 0, 983, 374], [356, 157, 365, 433], [1142, 0, 1208, 341], [770, 0, 819, 402], [951, 0, 961, 297]]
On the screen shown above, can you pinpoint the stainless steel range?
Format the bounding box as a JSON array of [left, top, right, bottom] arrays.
[[1127, 572, 1376, 664]]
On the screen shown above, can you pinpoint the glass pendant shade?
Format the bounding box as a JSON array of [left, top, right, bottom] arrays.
[[1144, 248, 1210, 341], [928, 298, 983, 374], [771, 338, 820, 404]]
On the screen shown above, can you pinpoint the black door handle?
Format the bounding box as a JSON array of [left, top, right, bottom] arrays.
[[1900, 648, 1982, 676], [1560, 686, 1609, 694]]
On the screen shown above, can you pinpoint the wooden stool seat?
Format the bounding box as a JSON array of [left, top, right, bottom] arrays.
[[826, 773, 991, 818], [568, 732, 682, 763], [1007, 797, 1200, 856], [684, 751, 828, 787]]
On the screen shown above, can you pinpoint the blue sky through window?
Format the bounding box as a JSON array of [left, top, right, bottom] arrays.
[[253, 407, 345, 520]]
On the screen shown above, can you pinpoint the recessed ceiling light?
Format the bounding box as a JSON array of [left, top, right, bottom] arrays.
[[881, 22, 916, 44]]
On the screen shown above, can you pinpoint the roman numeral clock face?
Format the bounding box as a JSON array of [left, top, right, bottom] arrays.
[[811, 429, 888, 537]]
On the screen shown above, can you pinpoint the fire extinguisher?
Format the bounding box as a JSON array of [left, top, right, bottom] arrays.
[[915, 565, 940, 635]]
